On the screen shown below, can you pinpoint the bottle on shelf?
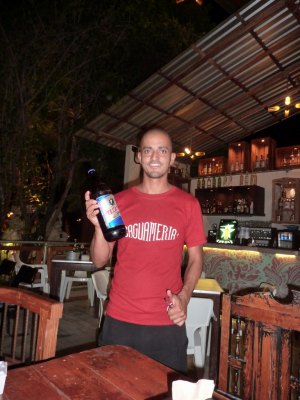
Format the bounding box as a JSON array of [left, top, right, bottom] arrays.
[[250, 172, 257, 185], [212, 176, 216, 188], [223, 173, 227, 187], [282, 155, 287, 167], [239, 172, 244, 186], [265, 153, 269, 169], [217, 175, 222, 188], [255, 155, 260, 169], [276, 187, 284, 222], [88, 168, 126, 242], [207, 176, 212, 188], [197, 178, 201, 189], [260, 154, 265, 169], [244, 171, 249, 185], [208, 163, 212, 175], [235, 159, 239, 172], [212, 198, 217, 214], [249, 201, 254, 215], [201, 176, 205, 189]]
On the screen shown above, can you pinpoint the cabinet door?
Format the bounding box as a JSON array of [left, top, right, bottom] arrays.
[[272, 178, 300, 223]]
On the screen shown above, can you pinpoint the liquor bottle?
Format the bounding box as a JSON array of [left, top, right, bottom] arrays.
[[197, 178, 201, 189], [217, 175, 222, 188], [88, 168, 126, 242], [260, 155, 265, 169], [239, 173, 244, 186], [255, 155, 260, 169], [212, 176, 216, 188], [277, 194, 283, 222], [265, 153, 269, 169], [207, 176, 212, 188], [235, 159, 239, 172], [244, 171, 249, 186], [201, 176, 205, 189]]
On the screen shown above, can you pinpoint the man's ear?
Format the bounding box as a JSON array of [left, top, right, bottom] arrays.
[[137, 151, 142, 164], [170, 152, 176, 166]]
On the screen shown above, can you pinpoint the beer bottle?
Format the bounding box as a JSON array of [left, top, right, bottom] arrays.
[[88, 169, 126, 242]]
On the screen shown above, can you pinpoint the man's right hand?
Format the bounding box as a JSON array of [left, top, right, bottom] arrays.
[[85, 191, 101, 227]]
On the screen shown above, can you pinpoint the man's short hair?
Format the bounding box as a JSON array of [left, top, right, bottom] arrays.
[[136, 126, 173, 150]]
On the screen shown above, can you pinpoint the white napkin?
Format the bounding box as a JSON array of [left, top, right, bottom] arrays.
[[0, 361, 7, 395], [172, 378, 214, 400]]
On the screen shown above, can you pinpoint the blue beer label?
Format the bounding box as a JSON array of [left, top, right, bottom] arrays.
[[96, 194, 124, 229]]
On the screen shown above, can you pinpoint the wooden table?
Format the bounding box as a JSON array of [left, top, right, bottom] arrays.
[[2, 345, 183, 399], [50, 258, 98, 300], [192, 278, 223, 381]]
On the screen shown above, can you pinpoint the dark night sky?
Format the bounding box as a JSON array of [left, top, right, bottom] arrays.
[[248, 113, 300, 148]]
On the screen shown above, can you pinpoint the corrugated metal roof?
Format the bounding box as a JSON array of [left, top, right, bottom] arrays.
[[75, 0, 300, 156]]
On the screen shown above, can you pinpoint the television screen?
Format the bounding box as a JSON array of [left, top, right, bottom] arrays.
[[216, 219, 238, 244]]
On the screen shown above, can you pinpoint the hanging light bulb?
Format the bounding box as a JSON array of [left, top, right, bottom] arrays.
[[268, 83, 300, 117], [285, 96, 291, 106], [268, 105, 280, 112], [184, 147, 191, 155]]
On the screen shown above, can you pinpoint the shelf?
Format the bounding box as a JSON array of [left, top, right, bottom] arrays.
[[272, 178, 300, 224], [203, 243, 300, 256], [251, 136, 276, 171], [275, 145, 300, 169], [228, 141, 250, 173], [198, 156, 227, 176], [202, 213, 264, 217], [195, 185, 265, 216]]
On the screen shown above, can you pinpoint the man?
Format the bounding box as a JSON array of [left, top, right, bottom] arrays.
[[85, 127, 206, 373]]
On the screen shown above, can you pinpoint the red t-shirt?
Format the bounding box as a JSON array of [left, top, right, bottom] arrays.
[[106, 186, 206, 325]]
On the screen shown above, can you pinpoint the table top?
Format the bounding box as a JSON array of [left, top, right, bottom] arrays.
[[2, 345, 183, 400], [51, 257, 93, 264], [193, 278, 224, 295]]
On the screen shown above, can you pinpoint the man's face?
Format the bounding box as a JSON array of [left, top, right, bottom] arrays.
[[137, 130, 176, 179]]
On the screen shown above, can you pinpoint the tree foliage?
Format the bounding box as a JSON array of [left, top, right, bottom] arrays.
[[0, 0, 219, 239]]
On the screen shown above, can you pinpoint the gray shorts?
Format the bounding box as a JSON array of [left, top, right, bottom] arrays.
[[99, 315, 188, 374]]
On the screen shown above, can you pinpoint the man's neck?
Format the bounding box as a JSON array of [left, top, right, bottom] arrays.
[[137, 176, 172, 194]]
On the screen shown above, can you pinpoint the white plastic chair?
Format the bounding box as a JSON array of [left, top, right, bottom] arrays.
[[13, 254, 49, 293], [91, 269, 110, 327], [186, 297, 216, 368], [60, 270, 94, 306]]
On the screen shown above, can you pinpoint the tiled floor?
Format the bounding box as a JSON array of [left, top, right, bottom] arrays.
[[57, 286, 207, 380]]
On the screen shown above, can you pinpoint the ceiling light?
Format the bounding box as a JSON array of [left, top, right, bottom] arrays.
[[267, 82, 300, 117]]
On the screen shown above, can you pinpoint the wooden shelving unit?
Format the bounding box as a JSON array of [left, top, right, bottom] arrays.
[[198, 156, 227, 176], [275, 145, 300, 169], [272, 178, 300, 223], [195, 185, 265, 216], [227, 141, 250, 173], [251, 137, 276, 172]]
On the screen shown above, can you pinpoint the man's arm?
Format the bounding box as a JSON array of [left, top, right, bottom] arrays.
[[85, 191, 115, 268], [167, 245, 203, 326]]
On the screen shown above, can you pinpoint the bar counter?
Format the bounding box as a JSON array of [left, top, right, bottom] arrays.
[[203, 243, 300, 296]]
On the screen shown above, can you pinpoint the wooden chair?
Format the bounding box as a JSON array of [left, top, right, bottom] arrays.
[[0, 287, 63, 368], [213, 291, 300, 400]]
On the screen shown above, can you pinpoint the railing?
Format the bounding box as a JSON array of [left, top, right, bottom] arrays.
[[0, 240, 90, 279]]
